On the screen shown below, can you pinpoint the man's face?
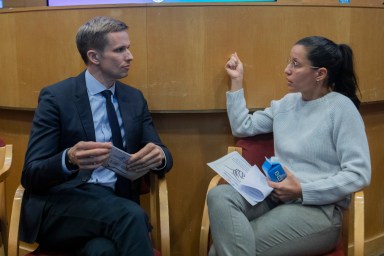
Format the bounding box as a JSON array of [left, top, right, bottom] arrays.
[[97, 31, 133, 83]]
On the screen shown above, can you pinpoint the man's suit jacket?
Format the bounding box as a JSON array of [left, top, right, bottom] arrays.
[[20, 71, 173, 243]]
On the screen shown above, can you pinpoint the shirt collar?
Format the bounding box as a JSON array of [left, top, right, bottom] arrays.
[[85, 70, 116, 96]]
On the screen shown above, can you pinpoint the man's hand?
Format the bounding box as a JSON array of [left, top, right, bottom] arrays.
[[267, 168, 302, 202], [67, 141, 112, 170], [126, 143, 165, 173]]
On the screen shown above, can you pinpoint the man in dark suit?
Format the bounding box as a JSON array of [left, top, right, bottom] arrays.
[[20, 16, 173, 255]]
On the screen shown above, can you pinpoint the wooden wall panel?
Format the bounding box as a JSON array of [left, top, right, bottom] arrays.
[[146, 5, 354, 110], [0, 4, 383, 110], [2, 0, 46, 8], [350, 8, 384, 102], [146, 7, 209, 110], [360, 103, 384, 244], [0, 7, 148, 109], [0, 12, 19, 105]]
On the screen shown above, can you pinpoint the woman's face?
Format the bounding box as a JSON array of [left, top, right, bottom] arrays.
[[284, 44, 320, 100]]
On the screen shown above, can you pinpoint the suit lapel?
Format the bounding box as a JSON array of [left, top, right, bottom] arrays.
[[73, 72, 96, 142]]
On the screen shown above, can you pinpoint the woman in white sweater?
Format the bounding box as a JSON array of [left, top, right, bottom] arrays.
[[207, 36, 371, 256]]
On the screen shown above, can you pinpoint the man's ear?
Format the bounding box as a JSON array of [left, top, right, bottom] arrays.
[[315, 67, 328, 82], [87, 50, 100, 65]]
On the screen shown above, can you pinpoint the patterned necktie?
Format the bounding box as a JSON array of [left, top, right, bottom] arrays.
[[100, 90, 124, 150]]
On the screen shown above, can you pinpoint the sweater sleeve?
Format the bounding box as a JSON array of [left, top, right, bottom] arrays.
[[300, 96, 371, 207], [226, 89, 274, 137]]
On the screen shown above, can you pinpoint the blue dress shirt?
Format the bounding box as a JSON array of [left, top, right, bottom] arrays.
[[62, 70, 125, 190]]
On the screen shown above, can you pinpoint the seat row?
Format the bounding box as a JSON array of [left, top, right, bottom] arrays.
[[0, 136, 364, 256]]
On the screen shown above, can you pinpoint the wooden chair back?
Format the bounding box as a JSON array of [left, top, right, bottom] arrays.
[[0, 140, 12, 256]]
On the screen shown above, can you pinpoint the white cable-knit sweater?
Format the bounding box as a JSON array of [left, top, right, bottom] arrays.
[[227, 90, 371, 208]]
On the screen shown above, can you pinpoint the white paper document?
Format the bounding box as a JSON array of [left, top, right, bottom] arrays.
[[207, 151, 273, 205], [103, 146, 150, 181]]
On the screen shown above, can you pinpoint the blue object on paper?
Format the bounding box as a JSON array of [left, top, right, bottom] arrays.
[[262, 157, 286, 182]]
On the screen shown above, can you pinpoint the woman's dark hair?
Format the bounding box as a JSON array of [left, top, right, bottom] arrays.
[[295, 36, 361, 109]]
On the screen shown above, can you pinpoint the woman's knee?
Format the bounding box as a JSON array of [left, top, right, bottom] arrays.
[[207, 185, 234, 206]]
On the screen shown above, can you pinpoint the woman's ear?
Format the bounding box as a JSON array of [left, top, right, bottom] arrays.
[[315, 67, 328, 82]]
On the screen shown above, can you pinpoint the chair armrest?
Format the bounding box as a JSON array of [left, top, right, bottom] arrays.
[[9, 177, 172, 256], [353, 190, 364, 256], [199, 146, 242, 256], [199, 174, 222, 256], [150, 173, 170, 256], [158, 175, 170, 256], [8, 185, 24, 256], [0, 145, 12, 182]]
